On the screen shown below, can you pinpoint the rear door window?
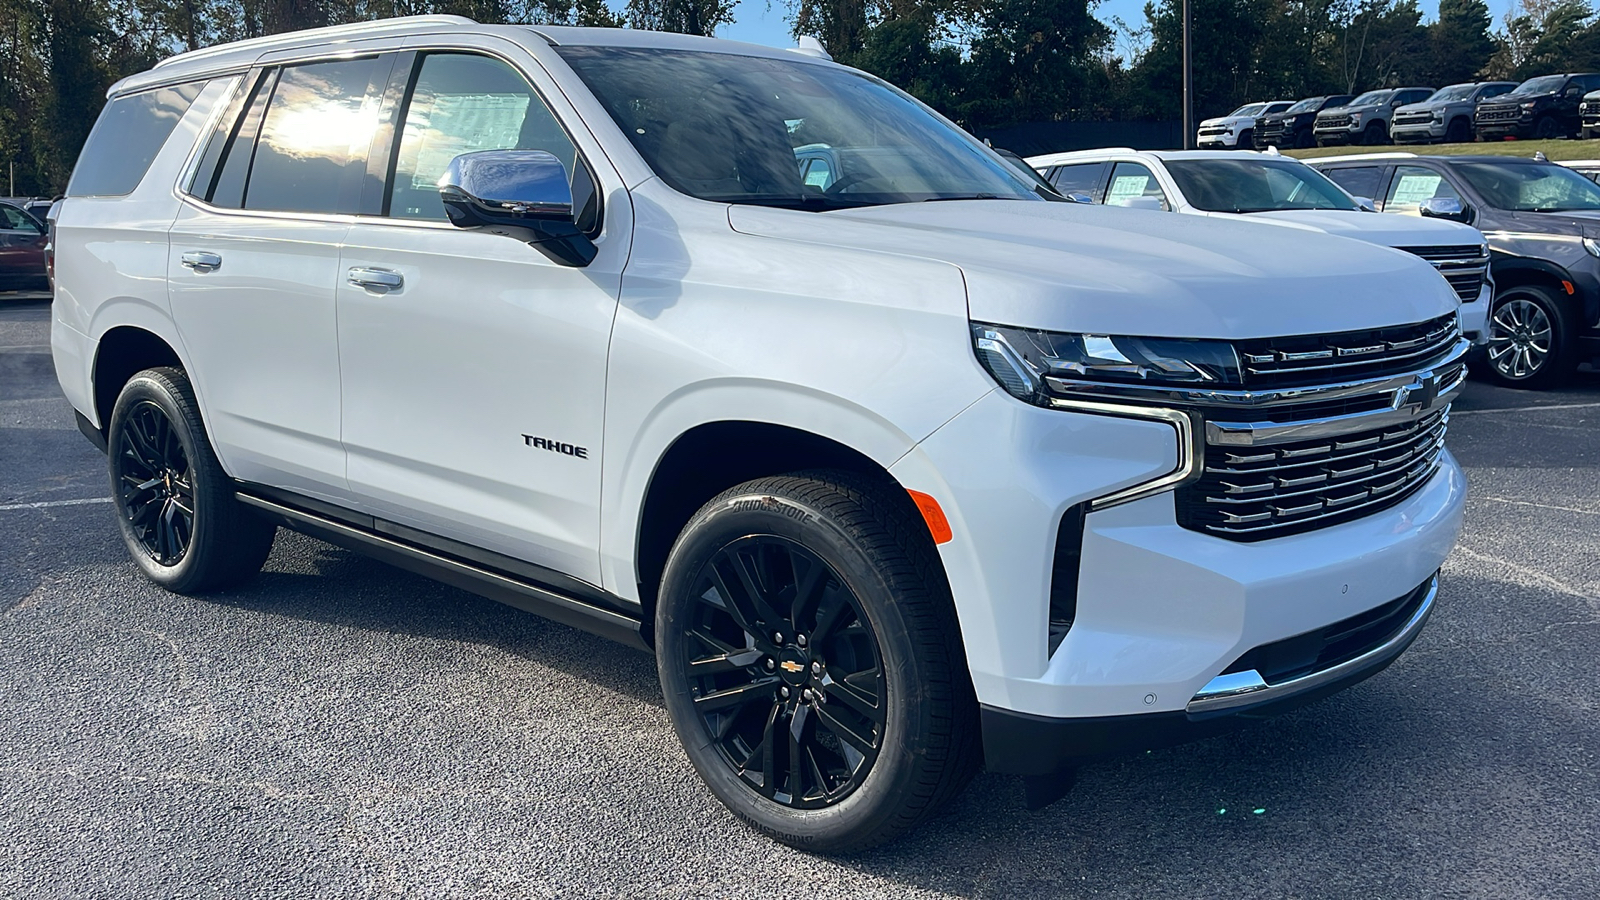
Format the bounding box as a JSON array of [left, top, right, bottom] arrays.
[[1106, 162, 1170, 210], [0, 204, 41, 232], [1048, 162, 1107, 198], [243, 57, 388, 215], [1321, 165, 1384, 201], [66, 82, 206, 197], [1384, 165, 1462, 213]]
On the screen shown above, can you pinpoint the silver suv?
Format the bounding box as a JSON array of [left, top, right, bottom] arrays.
[[1392, 82, 1518, 144], [1314, 87, 1436, 146]]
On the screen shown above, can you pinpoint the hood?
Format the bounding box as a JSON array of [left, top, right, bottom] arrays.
[[1482, 92, 1552, 107], [1495, 208, 1600, 237], [1395, 101, 1437, 114], [1200, 115, 1250, 128], [726, 200, 1456, 339], [1225, 209, 1484, 248]]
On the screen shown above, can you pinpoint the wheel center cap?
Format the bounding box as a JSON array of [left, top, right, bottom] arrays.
[[777, 650, 810, 686]]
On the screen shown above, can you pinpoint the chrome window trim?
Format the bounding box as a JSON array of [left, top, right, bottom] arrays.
[[1046, 398, 1200, 510]]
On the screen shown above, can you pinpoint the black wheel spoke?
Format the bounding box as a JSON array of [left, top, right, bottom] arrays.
[[111, 400, 196, 567], [682, 534, 886, 810]]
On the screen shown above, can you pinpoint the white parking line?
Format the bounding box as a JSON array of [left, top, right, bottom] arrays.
[[1452, 402, 1600, 416], [0, 497, 111, 511]]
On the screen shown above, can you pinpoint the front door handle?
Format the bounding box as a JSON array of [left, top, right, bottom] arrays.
[[347, 267, 404, 292], [180, 250, 222, 272]]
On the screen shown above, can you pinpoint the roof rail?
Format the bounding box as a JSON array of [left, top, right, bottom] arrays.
[[1305, 151, 1418, 163], [153, 15, 477, 69]]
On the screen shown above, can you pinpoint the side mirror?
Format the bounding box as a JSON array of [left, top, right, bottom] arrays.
[[1353, 195, 1377, 212], [1065, 191, 1096, 204], [439, 150, 595, 267], [1420, 196, 1471, 222]]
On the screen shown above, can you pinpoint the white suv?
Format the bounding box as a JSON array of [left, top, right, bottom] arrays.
[[1028, 148, 1494, 344], [53, 17, 1466, 851], [1196, 100, 1292, 149]]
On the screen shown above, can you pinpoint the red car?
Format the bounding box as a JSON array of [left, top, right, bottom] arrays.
[[1, 200, 49, 294]]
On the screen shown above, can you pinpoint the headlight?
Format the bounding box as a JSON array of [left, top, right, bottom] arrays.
[[971, 323, 1242, 405], [1583, 237, 1600, 257], [1433, 110, 1445, 121], [1521, 101, 1538, 109], [1349, 113, 1362, 125]]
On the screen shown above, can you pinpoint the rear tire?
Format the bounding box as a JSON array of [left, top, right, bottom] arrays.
[[107, 367, 275, 593], [655, 471, 980, 853], [1482, 286, 1577, 389]]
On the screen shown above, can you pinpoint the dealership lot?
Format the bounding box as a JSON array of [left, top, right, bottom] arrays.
[[2, 297, 1597, 898]]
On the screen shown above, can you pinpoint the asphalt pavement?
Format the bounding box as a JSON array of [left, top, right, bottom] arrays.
[[3, 296, 1598, 898]]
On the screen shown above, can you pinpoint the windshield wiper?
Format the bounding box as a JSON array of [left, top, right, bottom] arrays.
[[923, 193, 1002, 202]]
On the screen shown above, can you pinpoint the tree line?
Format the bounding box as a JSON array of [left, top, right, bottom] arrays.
[[5, 0, 1600, 195]]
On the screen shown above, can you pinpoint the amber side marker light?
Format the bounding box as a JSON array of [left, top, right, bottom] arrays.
[[1562, 280, 1576, 295], [907, 490, 954, 544]]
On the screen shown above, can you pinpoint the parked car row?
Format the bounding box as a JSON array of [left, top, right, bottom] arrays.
[[0, 198, 50, 295], [1201, 73, 1600, 149], [1027, 147, 1600, 389]]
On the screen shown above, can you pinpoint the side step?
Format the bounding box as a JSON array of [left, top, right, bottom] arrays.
[[236, 492, 649, 651]]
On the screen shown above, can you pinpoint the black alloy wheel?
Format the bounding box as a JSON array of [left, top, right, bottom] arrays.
[[1234, 129, 1253, 150], [115, 400, 195, 566], [1483, 286, 1576, 389], [1445, 117, 1471, 143], [656, 473, 980, 852], [1363, 121, 1389, 145], [681, 535, 886, 809], [1534, 115, 1563, 140], [107, 367, 276, 592]]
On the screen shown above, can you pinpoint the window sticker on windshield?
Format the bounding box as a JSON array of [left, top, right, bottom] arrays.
[[1390, 173, 1443, 205], [407, 93, 532, 189], [1108, 175, 1151, 204]]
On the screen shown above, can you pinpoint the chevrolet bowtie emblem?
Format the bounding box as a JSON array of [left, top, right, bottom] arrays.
[[779, 660, 804, 674]]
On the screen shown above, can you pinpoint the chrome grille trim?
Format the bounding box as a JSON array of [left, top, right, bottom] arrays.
[[1398, 246, 1488, 302]]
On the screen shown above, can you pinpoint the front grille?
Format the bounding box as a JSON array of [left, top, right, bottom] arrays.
[[1582, 100, 1600, 116], [1317, 114, 1352, 129], [1477, 106, 1520, 122], [1176, 408, 1449, 541], [1392, 111, 1434, 126], [1220, 577, 1432, 682], [1232, 314, 1458, 388], [1397, 245, 1488, 302], [1198, 126, 1228, 136]]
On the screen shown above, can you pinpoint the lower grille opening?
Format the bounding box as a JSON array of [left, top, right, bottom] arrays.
[[1220, 577, 1433, 684], [1047, 503, 1087, 656]]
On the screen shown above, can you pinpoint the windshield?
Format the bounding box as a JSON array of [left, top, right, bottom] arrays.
[[1165, 158, 1359, 213], [1510, 75, 1566, 96], [1428, 84, 1475, 102], [1348, 91, 1389, 107], [1228, 103, 1266, 117], [1284, 97, 1322, 114], [1454, 161, 1600, 211], [556, 46, 1039, 210]]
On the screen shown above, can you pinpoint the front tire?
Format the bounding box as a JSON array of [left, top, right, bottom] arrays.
[[655, 472, 979, 853], [1483, 286, 1577, 389], [1445, 117, 1471, 144], [108, 367, 275, 592], [1363, 122, 1389, 145], [1534, 115, 1563, 140]]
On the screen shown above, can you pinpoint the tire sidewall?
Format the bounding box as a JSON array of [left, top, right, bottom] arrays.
[[108, 372, 210, 588], [656, 488, 932, 850]]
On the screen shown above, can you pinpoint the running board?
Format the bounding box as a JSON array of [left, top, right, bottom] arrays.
[[235, 492, 649, 651]]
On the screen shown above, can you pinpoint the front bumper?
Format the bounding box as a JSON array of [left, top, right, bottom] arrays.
[[1391, 121, 1444, 143], [1461, 282, 1491, 344], [1313, 124, 1363, 144], [982, 573, 1437, 773], [1196, 130, 1239, 148], [1475, 115, 1532, 139]]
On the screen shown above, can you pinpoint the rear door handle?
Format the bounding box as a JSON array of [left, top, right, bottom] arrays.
[[347, 267, 403, 292], [180, 250, 222, 272]]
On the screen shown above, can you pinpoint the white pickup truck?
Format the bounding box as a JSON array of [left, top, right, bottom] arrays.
[[52, 18, 1465, 851]]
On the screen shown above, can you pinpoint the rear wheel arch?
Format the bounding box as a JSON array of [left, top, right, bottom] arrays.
[[92, 327, 184, 436]]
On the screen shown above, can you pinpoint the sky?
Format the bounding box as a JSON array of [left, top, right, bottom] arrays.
[[715, 0, 1525, 52]]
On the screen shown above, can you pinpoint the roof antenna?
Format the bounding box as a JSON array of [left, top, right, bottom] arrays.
[[1534, 150, 1549, 161], [791, 36, 832, 61], [1264, 145, 1281, 156]]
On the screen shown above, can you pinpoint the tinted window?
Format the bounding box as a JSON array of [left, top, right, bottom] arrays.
[[244, 58, 383, 215], [0, 204, 41, 232], [388, 53, 576, 221], [1048, 162, 1105, 196], [1478, 83, 1514, 100], [1429, 84, 1475, 102], [1510, 75, 1565, 96], [1455, 161, 1600, 211], [1349, 91, 1390, 107], [1106, 162, 1169, 210], [1284, 97, 1323, 115], [1164, 159, 1356, 212], [67, 82, 205, 197], [1384, 165, 1462, 213], [1321, 165, 1384, 200], [557, 46, 1036, 210]]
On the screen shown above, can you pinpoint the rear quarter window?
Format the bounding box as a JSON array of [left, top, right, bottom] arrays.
[[66, 82, 206, 197]]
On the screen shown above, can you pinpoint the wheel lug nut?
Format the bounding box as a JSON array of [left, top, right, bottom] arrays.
[[780, 686, 791, 699], [796, 634, 807, 648], [811, 661, 822, 675], [773, 632, 784, 644], [764, 658, 775, 671], [802, 688, 813, 701]]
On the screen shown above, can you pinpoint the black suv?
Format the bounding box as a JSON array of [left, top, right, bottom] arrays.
[[1313, 154, 1600, 388], [1475, 73, 1600, 140], [1254, 95, 1355, 149]]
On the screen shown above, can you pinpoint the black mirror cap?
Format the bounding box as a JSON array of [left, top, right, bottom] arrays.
[[438, 149, 596, 267]]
